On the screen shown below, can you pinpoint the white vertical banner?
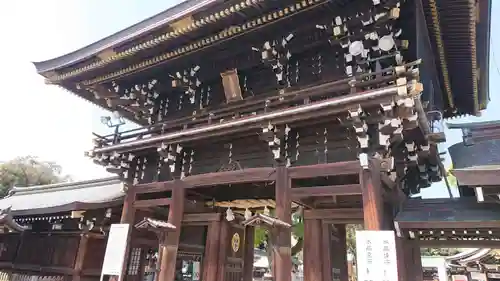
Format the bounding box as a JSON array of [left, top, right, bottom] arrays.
[[356, 230, 398, 281], [192, 261, 201, 281], [100, 224, 131, 281]]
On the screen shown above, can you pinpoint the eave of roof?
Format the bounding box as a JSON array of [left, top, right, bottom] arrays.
[[33, 0, 219, 74], [452, 165, 500, 186], [447, 120, 500, 130], [0, 177, 125, 216], [395, 198, 500, 227]]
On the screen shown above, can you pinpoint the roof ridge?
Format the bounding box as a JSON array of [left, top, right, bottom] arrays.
[[9, 176, 121, 197], [447, 120, 500, 129], [33, 0, 218, 73]]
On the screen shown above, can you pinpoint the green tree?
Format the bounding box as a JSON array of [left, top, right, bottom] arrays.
[[421, 248, 461, 256], [0, 156, 68, 197], [346, 224, 363, 259]]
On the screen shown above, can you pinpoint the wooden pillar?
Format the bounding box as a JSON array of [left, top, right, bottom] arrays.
[[158, 181, 185, 281], [243, 226, 255, 281], [274, 166, 292, 281], [321, 222, 333, 281], [119, 187, 137, 281], [410, 241, 423, 281], [334, 225, 349, 281], [215, 220, 230, 281], [72, 234, 89, 281], [360, 159, 384, 230], [303, 219, 322, 281], [202, 221, 221, 281], [396, 237, 412, 281]]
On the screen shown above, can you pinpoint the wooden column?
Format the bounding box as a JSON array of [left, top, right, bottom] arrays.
[[410, 241, 423, 281], [303, 219, 322, 281], [396, 237, 411, 281], [321, 222, 333, 281], [243, 226, 255, 281], [202, 221, 221, 281], [360, 159, 384, 230], [119, 187, 137, 281], [215, 220, 230, 281], [274, 166, 292, 281], [334, 225, 349, 281], [72, 234, 89, 281], [158, 180, 185, 281]]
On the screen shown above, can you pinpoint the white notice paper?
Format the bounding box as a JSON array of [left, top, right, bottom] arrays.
[[100, 224, 131, 281], [356, 230, 398, 281], [192, 261, 201, 281]]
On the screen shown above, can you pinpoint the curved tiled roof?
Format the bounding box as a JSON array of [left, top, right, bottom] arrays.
[[0, 177, 125, 216], [32, 0, 492, 117]]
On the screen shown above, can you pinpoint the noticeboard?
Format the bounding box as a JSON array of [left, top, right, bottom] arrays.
[[355, 230, 398, 281], [100, 224, 131, 281]]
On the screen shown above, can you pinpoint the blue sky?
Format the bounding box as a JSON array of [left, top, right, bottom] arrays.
[[0, 0, 497, 198]]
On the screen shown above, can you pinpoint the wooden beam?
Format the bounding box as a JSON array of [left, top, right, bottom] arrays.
[[183, 213, 221, 222], [418, 239, 500, 248], [304, 208, 364, 220], [185, 167, 276, 187], [133, 198, 172, 209], [288, 161, 359, 179], [291, 184, 361, 198], [398, 220, 500, 229], [134, 181, 176, 194], [360, 159, 384, 230]]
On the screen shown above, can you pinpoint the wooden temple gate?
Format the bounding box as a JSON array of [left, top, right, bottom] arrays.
[[30, 0, 490, 280]]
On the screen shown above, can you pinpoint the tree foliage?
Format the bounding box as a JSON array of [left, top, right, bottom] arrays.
[[445, 165, 458, 188], [0, 156, 68, 197], [421, 248, 461, 257], [346, 224, 363, 257]]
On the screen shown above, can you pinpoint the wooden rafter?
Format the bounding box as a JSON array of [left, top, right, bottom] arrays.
[[291, 184, 361, 198]]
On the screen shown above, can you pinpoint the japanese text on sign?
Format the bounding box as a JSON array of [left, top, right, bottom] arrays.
[[356, 230, 398, 281]]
